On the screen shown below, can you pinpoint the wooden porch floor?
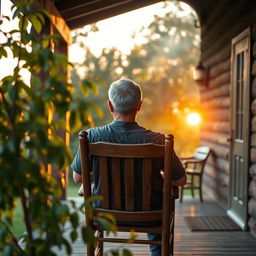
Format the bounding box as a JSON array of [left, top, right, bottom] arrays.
[[55, 196, 256, 256]]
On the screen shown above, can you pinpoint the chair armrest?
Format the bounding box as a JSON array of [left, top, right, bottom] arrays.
[[180, 156, 194, 161], [182, 158, 205, 165]]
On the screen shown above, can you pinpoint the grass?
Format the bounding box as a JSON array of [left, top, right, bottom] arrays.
[[68, 181, 80, 197], [12, 181, 80, 237]]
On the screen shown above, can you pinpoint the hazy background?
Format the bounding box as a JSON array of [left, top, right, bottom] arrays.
[[70, 1, 201, 156]]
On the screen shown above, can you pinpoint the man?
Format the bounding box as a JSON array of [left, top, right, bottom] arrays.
[[71, 78, 186, 256]]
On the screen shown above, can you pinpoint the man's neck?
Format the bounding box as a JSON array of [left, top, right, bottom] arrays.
[[113, 112, 137, 123]]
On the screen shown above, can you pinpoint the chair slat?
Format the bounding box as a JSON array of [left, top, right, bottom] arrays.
[[125, 158, 134, 211], [112, 158, 121, 210], [94, 208, 162, 222], [99, 156, 109, 209], [142, 159, 152, 211]]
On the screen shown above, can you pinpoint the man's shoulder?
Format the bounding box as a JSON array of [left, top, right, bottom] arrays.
[[86, 124, 112, 138], [138, 126, 165, 144]]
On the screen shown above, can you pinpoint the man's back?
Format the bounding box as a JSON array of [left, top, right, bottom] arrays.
[[71, 120, 184, 210]]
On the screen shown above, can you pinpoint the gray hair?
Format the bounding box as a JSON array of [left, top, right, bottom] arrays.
[[108, 78, 142, 115]]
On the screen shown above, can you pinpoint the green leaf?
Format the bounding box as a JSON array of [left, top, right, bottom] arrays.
[[42, 39, 49, 49], [98, 213, 116, 224], [30, 16, 42, 33], [70, 213, 79, 229], [30, 75, 42, 89], [3, 244, 13, 256], [62, 237, 72, 255], [81, 226, 96, 244], [35, 12, 45, 25], [18, 15, 29, 31], [95, 218, 116, 235], [0, 47, 8, 58], [110, 249, 119, 256], [70, 230, 78, 242], [81, 79, 99, 96], [0, 226, 7, 242], [2, 15, 10, 22], [19, 81, 32, 97], [122, 248, 133, 256]]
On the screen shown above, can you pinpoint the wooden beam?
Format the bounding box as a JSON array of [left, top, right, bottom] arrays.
[[66, 0, 162, 30], [56, 0, 102, 13], [37, 0, 71, 45], [62, 0, 134, 21]]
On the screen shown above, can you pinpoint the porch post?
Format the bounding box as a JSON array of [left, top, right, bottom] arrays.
[[34, 0, 71, 199], [54, 40, 70, 199]]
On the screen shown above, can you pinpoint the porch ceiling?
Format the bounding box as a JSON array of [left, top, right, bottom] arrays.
[[54, 0, 211, 30]]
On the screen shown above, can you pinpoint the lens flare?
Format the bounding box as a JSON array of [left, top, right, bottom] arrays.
[[186, 112, 201, 125]]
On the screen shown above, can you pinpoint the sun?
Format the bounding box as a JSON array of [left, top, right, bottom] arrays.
[[186, 112, 201, 125]]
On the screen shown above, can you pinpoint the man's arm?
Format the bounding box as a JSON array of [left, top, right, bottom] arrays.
[[172, 173, 187, 186], [73, 171, 82, 184]]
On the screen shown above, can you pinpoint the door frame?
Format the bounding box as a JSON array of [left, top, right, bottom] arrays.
[[227, 28, 250, 230]]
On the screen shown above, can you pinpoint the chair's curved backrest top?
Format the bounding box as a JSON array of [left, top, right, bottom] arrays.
[[89, 142, 165, 158], [194, 146, 211, 160]]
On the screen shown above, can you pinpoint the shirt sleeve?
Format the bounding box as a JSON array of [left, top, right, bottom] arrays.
[[71, 146, 82, 175], [172, 152, 185, 181]]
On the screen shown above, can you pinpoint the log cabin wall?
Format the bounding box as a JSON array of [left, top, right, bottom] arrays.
[[198, 0, 256, 233], [249, 23, 256, 236]]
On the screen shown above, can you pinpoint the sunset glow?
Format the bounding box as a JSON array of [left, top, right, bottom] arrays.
[[186, 112, 201, 125]]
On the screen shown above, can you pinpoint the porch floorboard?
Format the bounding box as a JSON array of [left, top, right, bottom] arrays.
[[56, 196, 256, 255]]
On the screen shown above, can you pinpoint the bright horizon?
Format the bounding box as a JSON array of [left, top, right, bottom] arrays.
[[0, 0, 196, 81], [70, 1, 194, 63]]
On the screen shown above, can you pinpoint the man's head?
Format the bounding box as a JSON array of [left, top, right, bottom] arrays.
[[108, 78, 142, 115]]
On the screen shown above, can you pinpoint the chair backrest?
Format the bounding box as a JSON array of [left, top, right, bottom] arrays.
[[194, 146, 211, 161], [79, 130, 174, 223]]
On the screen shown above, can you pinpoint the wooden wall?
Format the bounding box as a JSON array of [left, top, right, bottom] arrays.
[[249, 23, 256, 237], [198, 0, 256, 232]]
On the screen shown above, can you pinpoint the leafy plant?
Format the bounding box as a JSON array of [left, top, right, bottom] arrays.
[[0, 1, 131, 255]]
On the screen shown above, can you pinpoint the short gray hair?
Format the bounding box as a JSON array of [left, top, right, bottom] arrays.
[[108, 78, 142, 115]]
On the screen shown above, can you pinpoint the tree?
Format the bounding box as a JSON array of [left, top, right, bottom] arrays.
[[72, 1, 201, 155]]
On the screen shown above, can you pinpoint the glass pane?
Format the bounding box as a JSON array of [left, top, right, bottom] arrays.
[[235, 52, 245, 140]]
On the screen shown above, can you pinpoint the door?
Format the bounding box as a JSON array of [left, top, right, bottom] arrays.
[[227, 28, 250, 230]]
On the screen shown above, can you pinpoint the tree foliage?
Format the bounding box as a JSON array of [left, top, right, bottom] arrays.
[[0, 1, 130, 255], [72, 1, 201, 155]]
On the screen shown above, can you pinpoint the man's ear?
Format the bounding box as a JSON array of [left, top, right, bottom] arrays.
[[108, 100, 114, 113], [137, 101, 142, 111]]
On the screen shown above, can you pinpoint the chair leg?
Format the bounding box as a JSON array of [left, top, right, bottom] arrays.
[[96, 230, 104, 256], [191, 175, 195, 197], [87, 244, 95, 256], [199, 188, 203, 202], [199, 181, 203, 202], [170, 204, 175, 255], [179, 186, 183, 203]]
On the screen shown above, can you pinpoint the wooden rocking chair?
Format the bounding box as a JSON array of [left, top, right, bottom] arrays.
[[79, 131, 176, 256]]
